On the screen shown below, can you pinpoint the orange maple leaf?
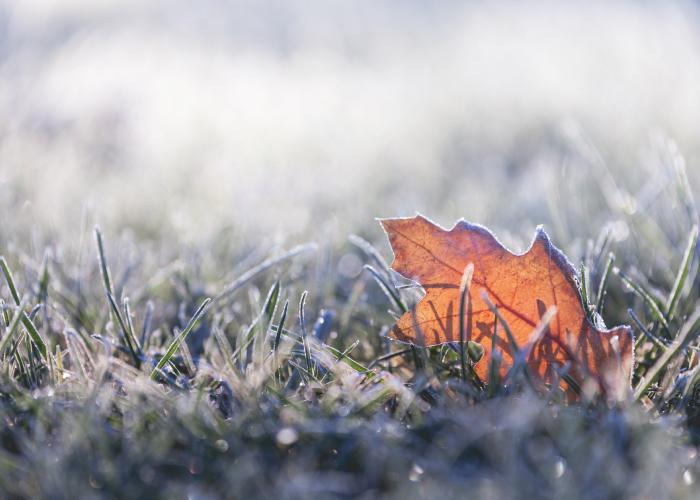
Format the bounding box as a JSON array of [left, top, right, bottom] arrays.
[[380, 215, 634, 399]]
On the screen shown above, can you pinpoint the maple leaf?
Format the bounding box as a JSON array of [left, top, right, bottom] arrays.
[[380, 215, 634, 399]]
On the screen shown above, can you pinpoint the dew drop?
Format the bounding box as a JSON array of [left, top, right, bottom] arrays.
[[684, 470, 694, 485], [276, 428, 299, 446], [89, 475, 104, 489], [553, 457, 566, 478], [216, 439, 229, 452], [408, 463, 424, 482]]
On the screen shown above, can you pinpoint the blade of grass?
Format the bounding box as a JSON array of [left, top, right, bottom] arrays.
[[0, 257, 47, 359], [505, 306, 557, 386], [38, 248, 51, 303], [263, 281, 281, 326], [324, 344, 373, 376], [673, 152, 700, 227], [595, 253, 615, 316], [106, 292, 140, 368], [20, 313, 47, 361], [364, 265, 407, 314], [363, 264, 423, 371], [274, 301, 290, 352], [368, 347, 411, 369], [488, 305, 500, 397], [95, 227, 140, 364], [140, 300, 154, 349], [179, 334, 196, 377], [269, 324, 374, 377], [256, 282, 280, 371], [91, 334, 112, 358], [0, 256, 21, 305], [349, 234, 393, 280], [94, 227, 115, 295], [634, 305, 700, 400], [213, 324, 239, 378], [29, 304, 43, 321], [0, 299, 9, 328], [592, 227, 613, 277], [680, 365, 700, 408], [482, 293, 538, 391], [320, 340, 360, 383], [580, 264, 594, 319], [25, 336, 38, 389], [273, 300, 290, 384], [64, 330, 86, 384], [665, 225, 697, 320], [150, 298, 210, 380], [616, 269, 673, 339], [299, 291, 313, 377], [629, 309, 667, 352], [488, 351, 501, 397], [123, 297, 143, 355], [8, 330, 27, 360], [0, 295, 30, 358], [205, 243, 318, 313], [459, 263, 474, 383], [288, 359, 315, 383], [55, 345, 64, 384]]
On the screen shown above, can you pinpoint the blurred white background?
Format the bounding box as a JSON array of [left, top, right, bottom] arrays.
[[0, 0, 699, 250]]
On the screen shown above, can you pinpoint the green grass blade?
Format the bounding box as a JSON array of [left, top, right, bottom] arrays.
[[21, 313, 47, 360], [95, 227, 139, 365], [0, 295, 29, 357], [299, 291, 313, 376], [488, 350, 502, 397], [273, 300, 290, 384], [288, 359, 315, 382], [324, 344, 372, 376], [505, 306, 557, 386], [665, 225, 697, 319], [64, 330, 87, 383], [206, 243, 318, 312], [274, 301, 289, 352], [459, 263, 474, 383], [26, 335, 38, 388], [263, 281, 280, 326], [320, 340, 360, 383], [106, 292, 140, 367], [150, 298, 210, 380], [38, 248, 51, 303], [123, 297, 143, 354], [634, 305, 700, 400], [257, 281, 280, 370], [629, 309, 667, 351], [140, 300, 154, 348], [270, 324, 375, 378], [363, 264, 407, 314], [580, 264, 594, 319], [94, 227, 114, 295], [213, 325, 240, 378], [0, 300, 9, 328], [0, 257, 47, 359], [364, 263, 425, 371], [0, 256, 21, 305], [595, 253, 615, 315], [487, 304, 500, 397], [29, 304, 43, 321], [368, 347, 411, 369], [349, 234, 393, 279], [615, 269, 673, 339], [8, 330, 27, 360], [482, 293, 539, 391]]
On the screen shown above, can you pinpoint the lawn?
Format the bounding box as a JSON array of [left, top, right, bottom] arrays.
[[1, 2, 700, 499]]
